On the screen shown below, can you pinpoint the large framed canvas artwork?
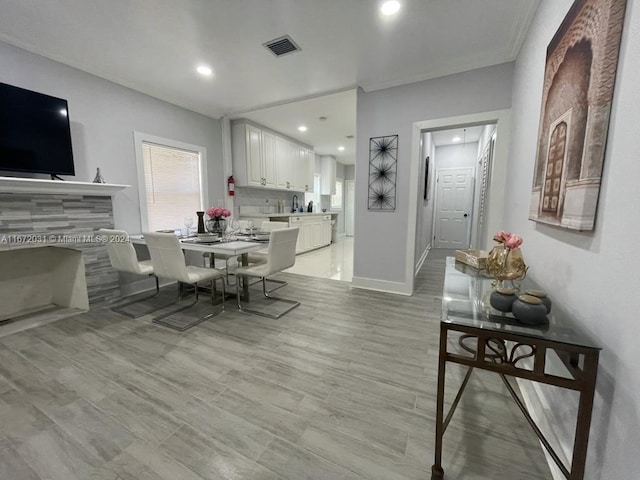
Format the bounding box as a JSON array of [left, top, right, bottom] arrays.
[[529, 0, 627, 231]]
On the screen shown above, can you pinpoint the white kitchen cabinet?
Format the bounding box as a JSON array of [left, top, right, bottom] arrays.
[[288, 214, 331, 253], [232, 119, 313, 193], [320, 155, 336, 195], [289, 216, 304, 252], [294, 147, 315, 193], [302, 222, 314, 251], [275, 136, 292, 190], [322, 215, 332, 245], [311, 221, 323, 249], [297, 148, 314, 193], [232, 122, 278, 189], [304, 149, 315, 193], [231, 123, 263, 188], [291, 146, 305, 192], [261, 130, 277, 189], [291, 141, 303, 191]]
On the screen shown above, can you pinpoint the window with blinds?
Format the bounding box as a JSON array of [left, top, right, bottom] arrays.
[[331, 179, 343, 209], [141, 141, 203, 231]]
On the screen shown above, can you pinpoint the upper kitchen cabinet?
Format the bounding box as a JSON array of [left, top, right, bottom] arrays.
[[320, 155, 337, 195], [293, 146, 314, 193], [231, 121, 275, 188], [275, 136, 293, 190], [305, 149, 315, 193], [232, 119, 313, 193], [261, 131, 277, 189]]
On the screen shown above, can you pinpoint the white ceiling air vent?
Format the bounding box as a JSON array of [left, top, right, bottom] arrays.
[[263, 35, 301, 57]]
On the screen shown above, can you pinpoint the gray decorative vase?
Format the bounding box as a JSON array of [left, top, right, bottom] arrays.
[[490, 287, 517, 312], [525, 289, 552, 313], [512, 294, 548, 325]]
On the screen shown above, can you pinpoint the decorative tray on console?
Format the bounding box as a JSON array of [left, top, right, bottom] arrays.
[[454, 249, 489, 269]]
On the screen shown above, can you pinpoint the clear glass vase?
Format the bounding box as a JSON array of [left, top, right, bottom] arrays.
[[486, 245, 528, 287], [206, 218, 226, 235]]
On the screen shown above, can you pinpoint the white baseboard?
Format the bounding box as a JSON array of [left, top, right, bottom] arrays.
[[517, 379, 568, 480], [351, 276, 412, 296], [415, 244, 431, 274]]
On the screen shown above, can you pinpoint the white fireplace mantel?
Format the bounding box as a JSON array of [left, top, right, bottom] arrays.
[[0, 176, 129, 195]]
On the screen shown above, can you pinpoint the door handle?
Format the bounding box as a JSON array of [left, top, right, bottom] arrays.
[[463, 213, 468, 218]]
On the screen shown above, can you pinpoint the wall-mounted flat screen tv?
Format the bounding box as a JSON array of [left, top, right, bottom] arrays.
[[0, 82, 75, 176]]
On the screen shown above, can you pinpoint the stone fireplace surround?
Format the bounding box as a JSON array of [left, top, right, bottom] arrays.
[[0, 176, 129, 330]]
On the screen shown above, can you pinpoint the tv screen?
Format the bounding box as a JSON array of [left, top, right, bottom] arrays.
[[0, 82, 75, 176]]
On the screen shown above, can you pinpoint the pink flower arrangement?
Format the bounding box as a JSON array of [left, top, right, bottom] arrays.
[[493, 230, 523, 249], [206, 207, 231, 219]]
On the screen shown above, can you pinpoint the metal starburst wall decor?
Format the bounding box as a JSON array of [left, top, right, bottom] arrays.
[[368, 135, 398, 211]]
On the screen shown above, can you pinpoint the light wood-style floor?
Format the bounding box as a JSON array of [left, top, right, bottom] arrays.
[[0, 249, 552, 480]]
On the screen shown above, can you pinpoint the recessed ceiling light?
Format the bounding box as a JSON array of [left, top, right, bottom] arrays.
[[452, 136, 462, 142], [380, 1, 401, 16], [338, 146, 345, 151], [298, 125, 308, 132], [196, 65, 213, 76]]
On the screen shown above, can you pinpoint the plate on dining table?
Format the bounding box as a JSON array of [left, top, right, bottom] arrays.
[[182, 236, 220, 244]]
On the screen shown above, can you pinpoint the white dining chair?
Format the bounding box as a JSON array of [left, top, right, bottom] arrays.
[[144, 232, 226, 331], [234, 227, 299, 318], [100, 228, 165, 318], [243, 220, 290, 292]]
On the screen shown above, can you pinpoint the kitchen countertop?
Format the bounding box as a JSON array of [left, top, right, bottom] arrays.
[[242, 212, 338, 218]]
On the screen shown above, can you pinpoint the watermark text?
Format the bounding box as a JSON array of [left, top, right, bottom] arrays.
[[0, 233, 129, 245]]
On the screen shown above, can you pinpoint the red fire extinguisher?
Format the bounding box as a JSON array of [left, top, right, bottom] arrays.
[[227, 175, 235, 196]]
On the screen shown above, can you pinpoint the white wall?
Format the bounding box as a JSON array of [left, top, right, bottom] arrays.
[[504, 0, 640, 478], [471, 124, 497, 249], [332, 163, 346, 234], [354, 62, 514, 293], [477, 124, 496, 157], [434, 142, 479, 170], [0, 41, 224, 234], [414, 132, 434, 268]]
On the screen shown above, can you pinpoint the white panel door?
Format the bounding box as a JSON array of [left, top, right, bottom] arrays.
[[434, 167, 474, 248]]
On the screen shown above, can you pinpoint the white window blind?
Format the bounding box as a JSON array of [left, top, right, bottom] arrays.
[[305, 173, 321, 209], [331, 179, 343, 209], [141, 142, 203, 231]]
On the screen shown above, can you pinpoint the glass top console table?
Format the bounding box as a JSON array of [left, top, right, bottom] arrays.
[[432, 257, 601, 480]]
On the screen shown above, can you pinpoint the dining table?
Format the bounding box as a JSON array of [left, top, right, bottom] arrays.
[[130, 234, 265, 301]]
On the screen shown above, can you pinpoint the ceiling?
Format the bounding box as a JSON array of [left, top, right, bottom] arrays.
[[238, 89, 357, 164], [0, 0, 540, 165], [431, 126, 485, 148]]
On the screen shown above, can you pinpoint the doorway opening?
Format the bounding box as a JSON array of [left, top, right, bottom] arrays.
[[406, 109, 511, 294], [427, 124, 497, 250]]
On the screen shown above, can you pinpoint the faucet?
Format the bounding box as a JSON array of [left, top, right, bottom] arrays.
[[291, 195, 299, 212]]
